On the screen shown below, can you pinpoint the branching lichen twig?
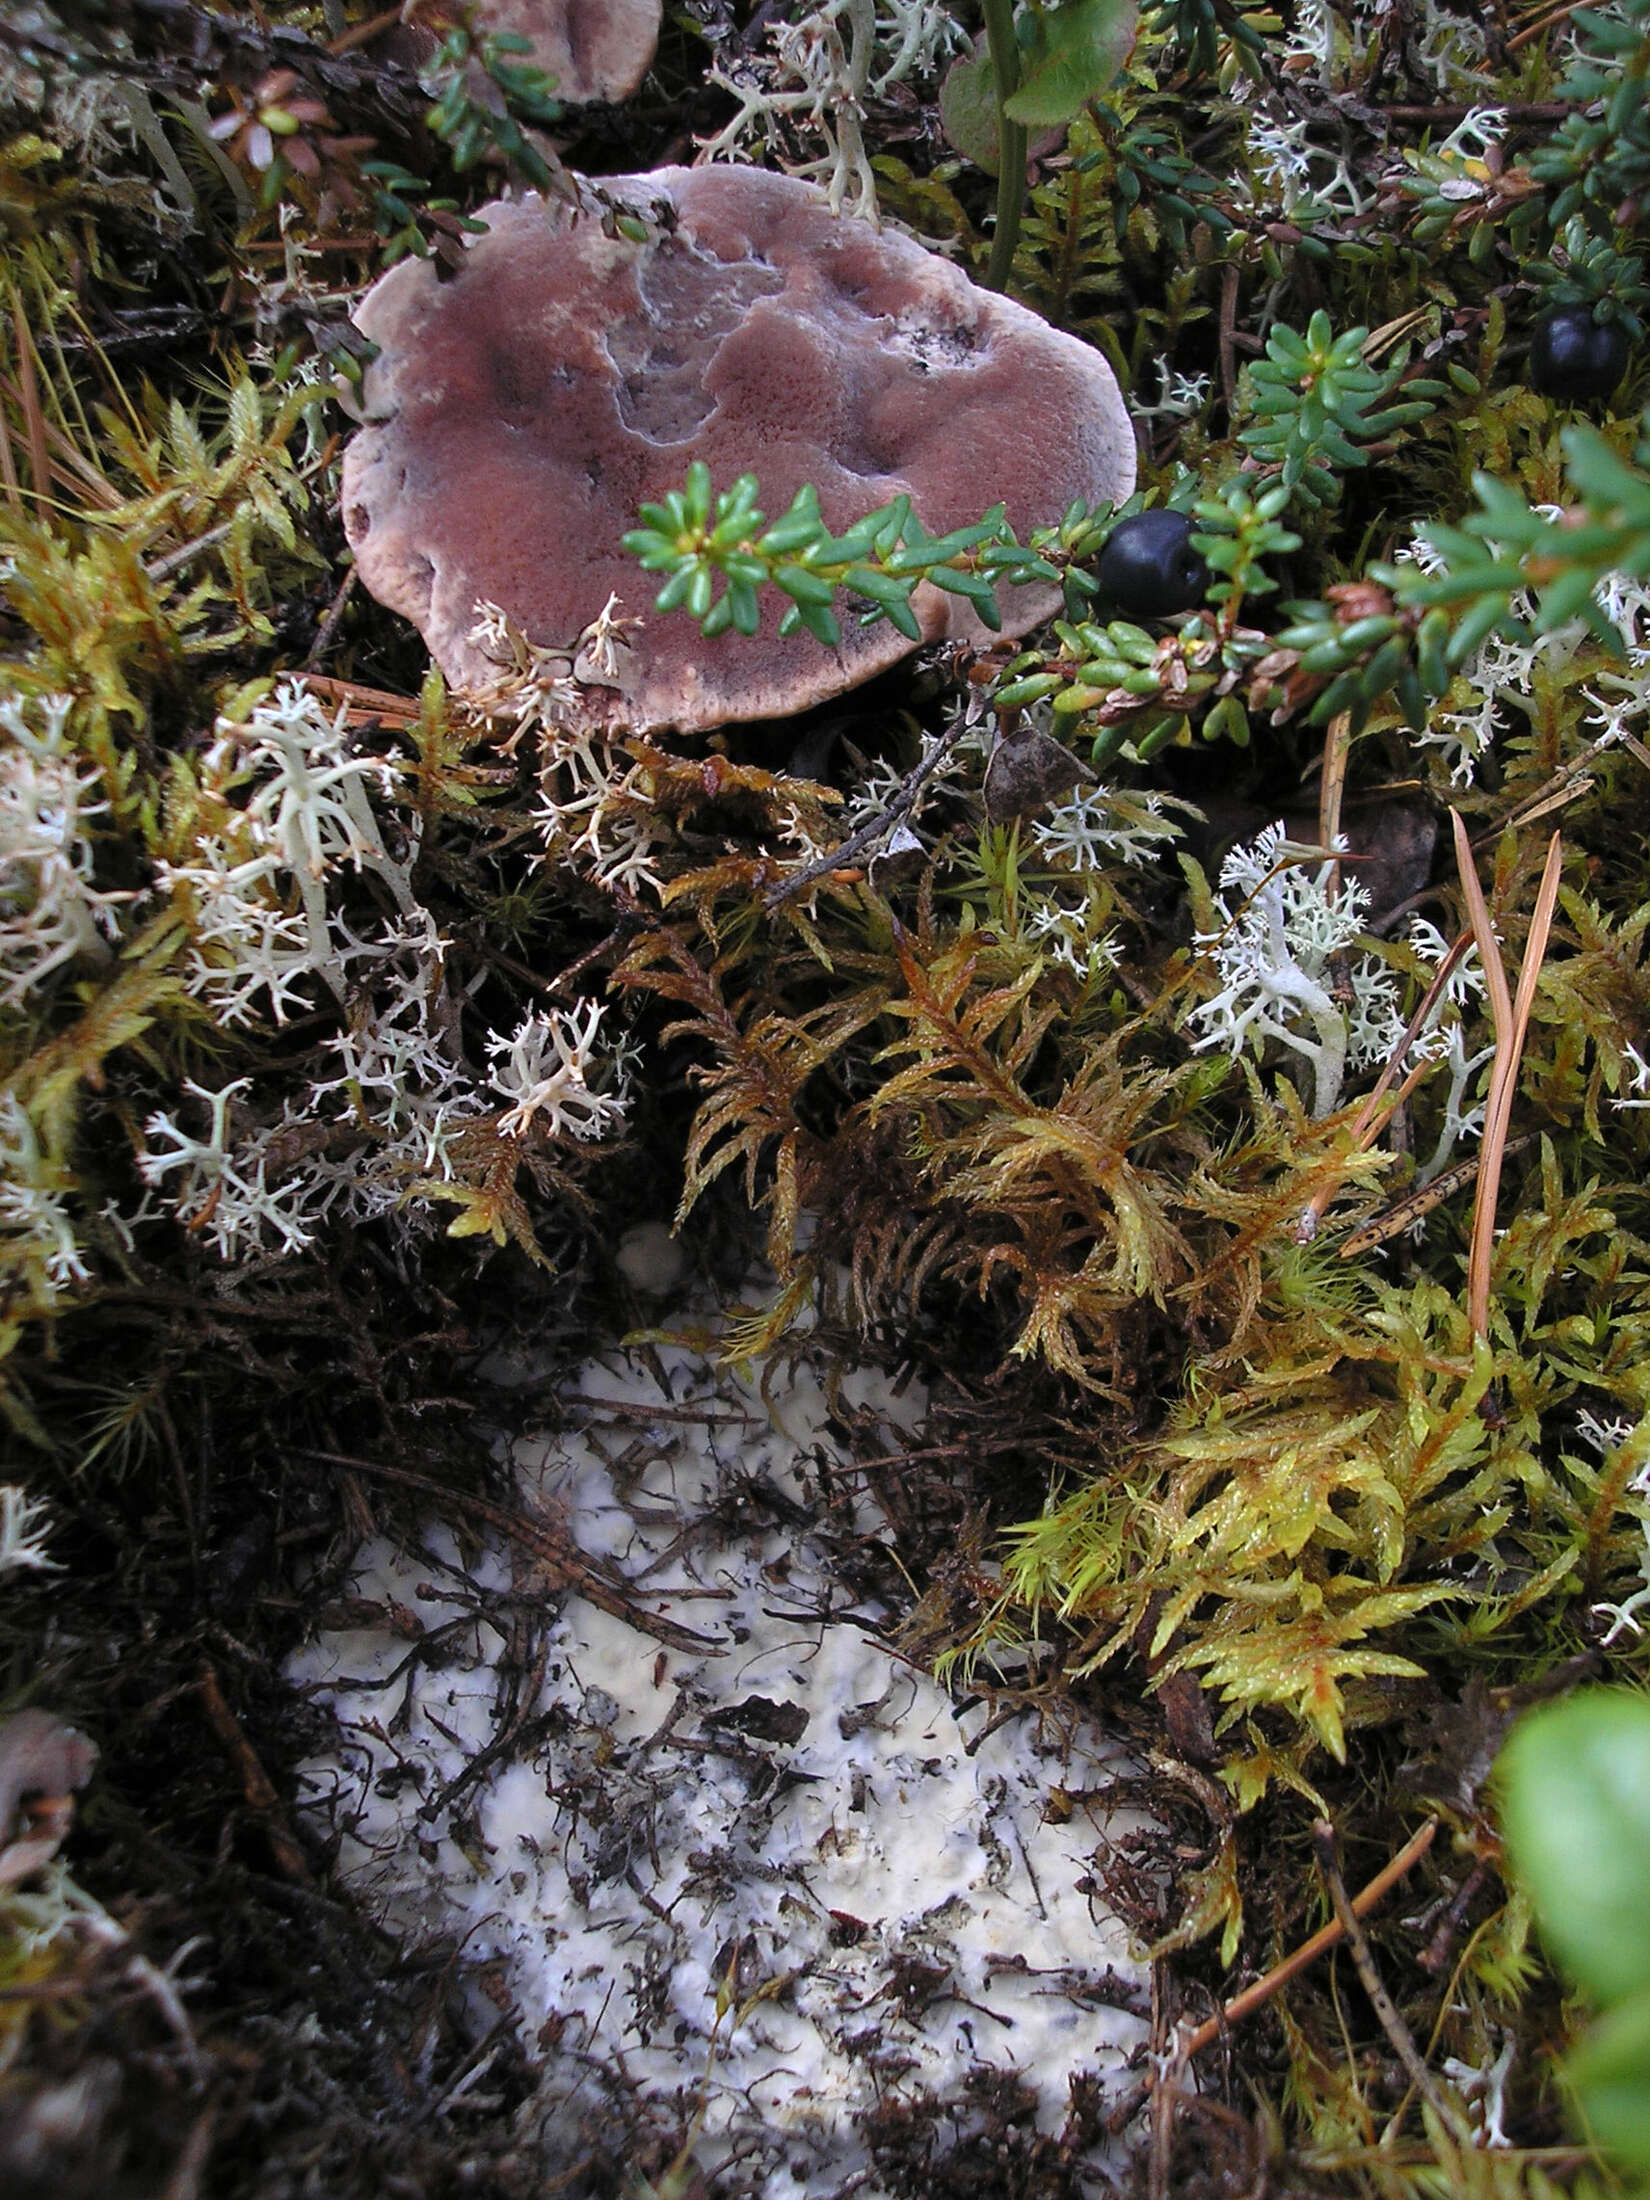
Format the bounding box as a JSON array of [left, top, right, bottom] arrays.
[[762, 710, 971, 908]]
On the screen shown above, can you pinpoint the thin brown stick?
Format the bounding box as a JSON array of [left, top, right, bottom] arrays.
[[300, 564, 358, 670], [1178, 1817, 1438, 2058], [420, 1628, 551, 1823], [1148, 2007, 1185, 2200], [1340, 1131, 1539, 1258], [1377, 99, 1574, 118], [763, 711, 970, 910], [1312, 1819, 1475, 2142], [136, 445, 336, 579], [144, 513, 253, 585], [326, 1, 403, 54], [1498, 723, 1649, 832], [1417, 1861, 1490, 1977], [1218, 261, 1240, 418], [1357, 929, 1473, 1136], [570, 1392, 759, 1427], [300, 671, 422, 722], [196, 1659, 314, 1885], [296, 1448, 727, 1655], [1104, 1820, 1441, 2136], [158, 2104, 216, 2200], [1362, 310, 1432, 364], [1506, 0, 1578, 48]]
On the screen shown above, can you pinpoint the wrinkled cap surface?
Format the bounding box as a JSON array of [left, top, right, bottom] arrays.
[[342, 167, 1137, 733], [483, 0, 660, 104]]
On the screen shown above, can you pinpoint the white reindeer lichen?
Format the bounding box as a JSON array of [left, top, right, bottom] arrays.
[[0, 691, 126, 1010], [488, 1001, 632, 1143], [1191, 822, 1404, 1117]]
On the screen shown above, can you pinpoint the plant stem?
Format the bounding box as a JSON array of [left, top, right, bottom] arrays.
[[1178, 1819, 1438, 2058], [982, 0, 1026, 292], [763, 710, 971, 910], [1312, 1819, 1476, 2145]]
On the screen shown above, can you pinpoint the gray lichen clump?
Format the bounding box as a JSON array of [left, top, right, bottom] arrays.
[[341, 166, 1135, 732]]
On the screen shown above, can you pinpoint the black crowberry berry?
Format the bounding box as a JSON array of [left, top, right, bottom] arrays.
[[1095, 509, 1209, 618], [1528, 305, 1632, 402]]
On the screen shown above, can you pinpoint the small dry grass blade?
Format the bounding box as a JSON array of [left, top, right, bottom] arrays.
[[1300, 924, 1474, 1244], [1317, 709, 1352, 899], [8, 290, 50, 509], [1450, 813, 1563, 1338]]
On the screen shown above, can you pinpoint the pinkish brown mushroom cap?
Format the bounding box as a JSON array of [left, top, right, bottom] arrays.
[[341, 167, 1137, 735], [481, 0, 659, 105]]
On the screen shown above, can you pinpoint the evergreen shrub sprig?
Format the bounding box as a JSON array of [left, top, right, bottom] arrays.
[[1530, 0, 1650, 231], [621, 460, 1109, 647], [424, 22, 563, 190], [1278, 415, 1650, 726], [629, 413, 1650, 752], [1236, 313, 1445, 510]]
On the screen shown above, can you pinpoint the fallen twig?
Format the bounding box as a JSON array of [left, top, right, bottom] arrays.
[[301, 564, 358, 671], [763, 712, 971, 910], [1312, 1817, 1475, 2142], [1106, 1818, 1439, 2137], [197, 1660, 313, 1884], [1180, 1816, 1438, 2058], [1297, 923, 1474, 1244], [1506, 0, 1580, 49], [296, 1448, 727, 1654], [299, 672, 422, 723], [419, 1621, 550, 1823], [1339, 1132, 1537, 1258]]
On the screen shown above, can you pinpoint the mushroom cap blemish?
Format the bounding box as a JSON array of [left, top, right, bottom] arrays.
[[341, 167, 1137, 735]]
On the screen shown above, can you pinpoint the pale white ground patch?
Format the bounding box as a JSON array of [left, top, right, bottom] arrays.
[[287, 1307, 1151, 2195]]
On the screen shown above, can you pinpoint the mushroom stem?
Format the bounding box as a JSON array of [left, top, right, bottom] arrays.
[[983, 0, 1026, 292]]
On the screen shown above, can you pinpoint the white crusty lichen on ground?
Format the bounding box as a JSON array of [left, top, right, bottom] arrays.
[[288, 1294, 1151, 2195]]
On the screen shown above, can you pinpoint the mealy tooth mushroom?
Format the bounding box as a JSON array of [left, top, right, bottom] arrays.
[[476, 0, 660, 106], [341, 166, 1137, 735]]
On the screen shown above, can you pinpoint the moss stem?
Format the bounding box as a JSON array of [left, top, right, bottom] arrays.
[[982, 0, 1026, 293]]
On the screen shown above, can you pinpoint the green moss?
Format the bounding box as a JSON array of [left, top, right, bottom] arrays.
[[6, 0, 1650, 2183]]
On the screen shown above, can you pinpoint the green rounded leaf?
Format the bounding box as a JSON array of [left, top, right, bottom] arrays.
[[1004, 0, 1140, 125], [1570, 1987, 1650, 2172], [938, 34, 1006, 173], [1499, 1690, 1650, 2009]]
